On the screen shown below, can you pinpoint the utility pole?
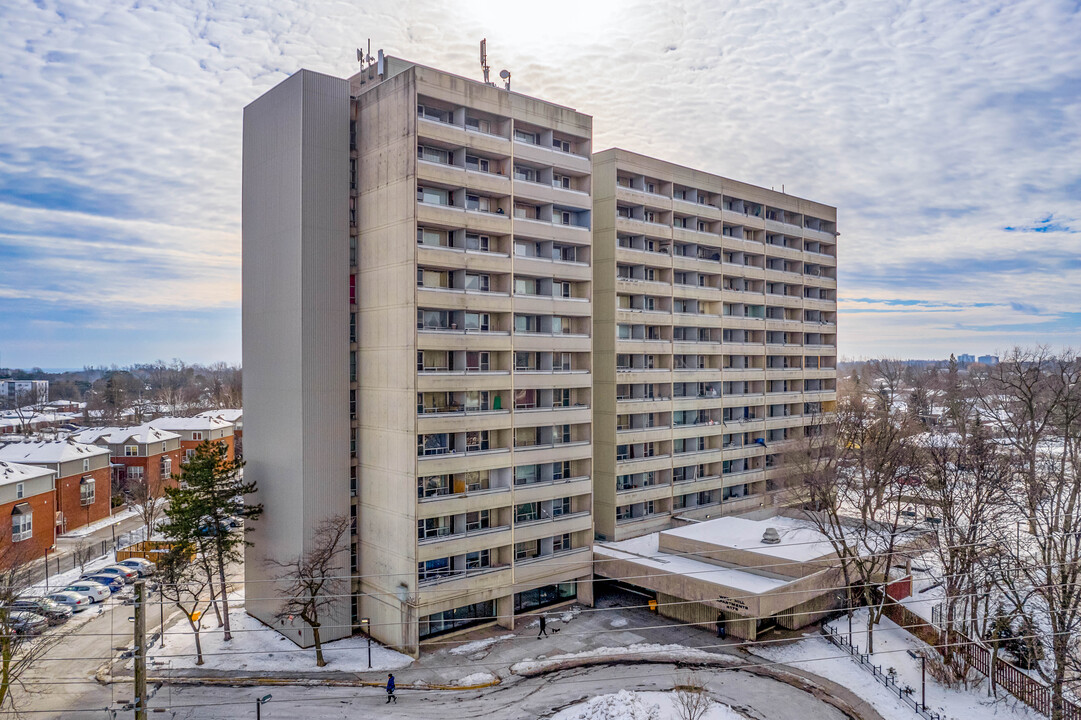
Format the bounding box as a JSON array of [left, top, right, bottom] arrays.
[[920, 653, 926, 710], [133, 580, 148, 720]]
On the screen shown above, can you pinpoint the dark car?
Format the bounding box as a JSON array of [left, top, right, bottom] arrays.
[[9, 611, 48, 635], [81, 574, 124, 593], [9, 598, 73, 625]]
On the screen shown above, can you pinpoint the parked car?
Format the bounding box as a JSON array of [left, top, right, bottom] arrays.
[[45, 591, 92, 613], [9, 598, 72, 624], [81, 574, 124, 593], [8, 611, 48, 635], [116, 558, 156, 576], [63, 581, 111, 603], [89, 565, 138, 584]]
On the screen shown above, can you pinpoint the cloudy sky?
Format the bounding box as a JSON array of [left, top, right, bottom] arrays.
[[1, 0, 1079, 368]]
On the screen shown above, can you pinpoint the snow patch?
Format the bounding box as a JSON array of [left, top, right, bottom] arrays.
[[453, 671, 497, 687], [552, 690, 745, 720], [511, 643, 735, 675], [448, 634, 515, 656], [610, 618, 629, 628]]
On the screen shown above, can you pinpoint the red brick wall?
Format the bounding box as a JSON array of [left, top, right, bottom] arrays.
[[180, 436, 235, 463], [56, 466, 111, 532], [111, 448, 183, 494], [0, 491, 55, 563]]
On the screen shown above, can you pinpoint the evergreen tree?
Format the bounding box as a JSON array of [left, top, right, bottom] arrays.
[[161, 441, 261, 641]]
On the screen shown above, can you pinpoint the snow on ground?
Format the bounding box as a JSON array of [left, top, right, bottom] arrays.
[[609, 618, 629, 628], [452, 671, 498, 686], [511, 643, 737, 675], [552, 689, 745, 720], [752, 610, 1039, 720], [26, 550, 121, 595], [61, 508, 141, 538], [149, 604, 414, 673], [448, 634, 515, 656]]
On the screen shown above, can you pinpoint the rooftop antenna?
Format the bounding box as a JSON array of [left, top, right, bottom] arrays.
[[480, 39, 492, 85], [357, 39, 375, 69], [499, 68, 511, 91]]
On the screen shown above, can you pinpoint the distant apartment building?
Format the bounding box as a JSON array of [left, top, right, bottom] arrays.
[[0, 460, 55, 562], [977, 355, 999, 365], [0, 440, 111, 534], [243, 57, 594, 653], [956, 354, 975, 365], [72, 425, 183, 497], [0, 379, 49, 407], [148, 416, 236, 463], [592, 149, 838, 540], [196, 409, 244, 458]]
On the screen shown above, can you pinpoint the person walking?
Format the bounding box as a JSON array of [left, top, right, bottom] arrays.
[[386, 673, 397, 704], [537, 613, 548, 639], [716, 614, 726, 639]]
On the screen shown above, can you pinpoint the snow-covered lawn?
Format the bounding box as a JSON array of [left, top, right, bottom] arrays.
[[552, 689, 745, 720], [752, 611, 1039, 720], [149, 601, 413, 673], [511, 643, 739, 675]]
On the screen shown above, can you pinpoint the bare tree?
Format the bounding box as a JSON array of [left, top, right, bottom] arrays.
[[270, 515, 351, 667], [126, 477, 166, 539], [793, 366, 922, 653], [0, 544, 61, 711], [673, 672, 712, 720], [72, 538, 96, 575], [157, 547, 213, 666]]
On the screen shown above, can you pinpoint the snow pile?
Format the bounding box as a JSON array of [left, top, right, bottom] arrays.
[[512, 643, 737, 675], [449, 634, 515, 656], [149, 606, 414, 673], [609, 618, 629, 628], [552, 691, 746, 720], [453, 671, 497, 687], [556, 690, 660, 720], [61, 508, 140, 538], [753, 610, 1038, 720]]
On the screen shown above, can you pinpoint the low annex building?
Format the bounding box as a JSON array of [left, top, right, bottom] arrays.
[[0, 460, 56, 562], [594, 514, 849, 640], [0, 439, 112, 534]]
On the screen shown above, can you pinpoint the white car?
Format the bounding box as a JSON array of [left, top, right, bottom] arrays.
[[45, 591, 93, 613], [116, 558, 156, 576], [62, 581, 111, 603]]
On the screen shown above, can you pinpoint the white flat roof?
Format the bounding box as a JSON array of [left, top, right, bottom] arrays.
[[595, 533, 791, 595], [663, 515, 837, 563]]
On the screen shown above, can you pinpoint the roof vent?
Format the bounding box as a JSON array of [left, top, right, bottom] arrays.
[[761, 527, 781, 544]]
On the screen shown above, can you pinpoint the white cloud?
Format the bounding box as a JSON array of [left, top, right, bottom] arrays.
[[1, 0, 1079, 362]]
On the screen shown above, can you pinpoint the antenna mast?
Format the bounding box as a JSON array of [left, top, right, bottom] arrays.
[[480, 38, 492, 85]]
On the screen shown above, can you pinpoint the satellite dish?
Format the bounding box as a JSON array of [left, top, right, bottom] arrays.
[[499, 69, 510, 79]]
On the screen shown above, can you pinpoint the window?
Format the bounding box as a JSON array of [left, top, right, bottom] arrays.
[[514, 128, 537, 144], [465, 430, 489, 452], [192, 431, 204, 441], [514, 427, 539, 448], [552, 137, 571, 153], [515, 277, 538, 296], [465, 117, 490, 133], [553, 174, 571, 189], [124, 445, 139, 457], [183, 449, 195, 464], [553, 497, 571, 517], [418, 475, 451, 498], [616, 505, 631, 520], [82, 458, 90, 472], [465, 510, 490, 532], [516, 502, 539, 523], [418, 145, 449, 164], [465, 351, 489, 371], [80, 478, 95, 506], [553, 533, 572, 552], [464, 273, 490, 292], [419, 434, 449, 456], [160, 455, 172, 478], [513, 165, 535, 182], [418, 556, 451, 582], [417, 186, 449, 206], [466, 194, 491, 212], [559, 211, 572, 226], [126, 466, 144, 483], [162, 442, 167, 453], [464, 233, 489, 251], [514, 465, 539, 486], [417, 227, 446, 247], [15, 483, 24, 499], [418, 517, 452, 540], [515, 539, 539, 560], [465, 155, 491, 173], [11, 507, 31, 542], [464, 312, 490, 331], [465, 549, 491, 570]]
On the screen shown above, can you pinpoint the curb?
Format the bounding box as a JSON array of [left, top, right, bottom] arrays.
[[103, 674, 502, 692]]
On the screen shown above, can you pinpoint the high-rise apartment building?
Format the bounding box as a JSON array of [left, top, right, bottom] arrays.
[[243, 58, 595, 655], [592, 149, 838, 541]]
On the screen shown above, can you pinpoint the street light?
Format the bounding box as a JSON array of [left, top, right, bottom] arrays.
[[256, 693, 272, 720], [360, 617, 372, 669]]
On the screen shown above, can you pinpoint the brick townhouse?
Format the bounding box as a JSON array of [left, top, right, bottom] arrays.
[[0, 460, 55, 563], [0, 439, 112, 534], [148, 416, 236, 463], [195, 409, 243, 459], [73, 425, 183, 497]]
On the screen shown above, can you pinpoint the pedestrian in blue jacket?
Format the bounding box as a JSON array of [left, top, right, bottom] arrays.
[[386, 673, 397, 703]]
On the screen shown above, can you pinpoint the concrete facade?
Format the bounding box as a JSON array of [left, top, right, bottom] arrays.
[[351, 60, 594, 653], [242, 69, 352, 647], [592, 149, 838, 541]]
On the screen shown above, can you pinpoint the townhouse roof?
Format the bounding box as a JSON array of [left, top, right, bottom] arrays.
[[0, 439, 110, 465], [0, 460, 54, 488], [195, 409, 243, 423], [148, 416, 233, 432], [72, 425, 181, 445]]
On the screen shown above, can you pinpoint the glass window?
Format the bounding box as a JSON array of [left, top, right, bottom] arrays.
[[80, 478, 96, 506], [11, 508, 32, 542]]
